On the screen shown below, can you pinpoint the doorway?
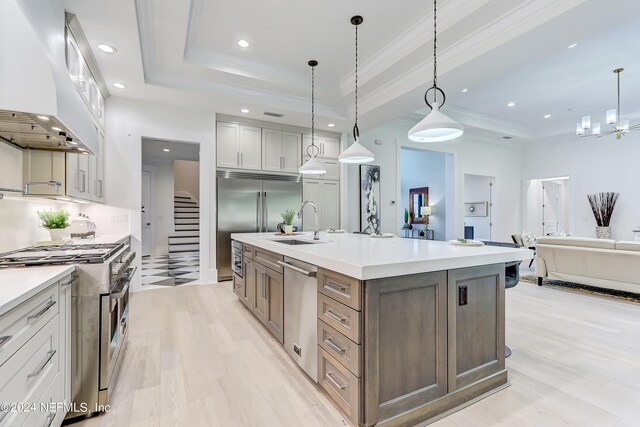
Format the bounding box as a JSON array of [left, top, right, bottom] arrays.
[[524, 177, 571, 236], [463, 174, 494, 241], [140, 138, 201, 287]]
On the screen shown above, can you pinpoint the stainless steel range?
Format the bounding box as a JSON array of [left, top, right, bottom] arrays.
[[0, 240, 135, 420]]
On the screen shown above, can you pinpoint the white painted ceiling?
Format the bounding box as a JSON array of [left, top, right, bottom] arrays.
[[63, 0, 640, 142]]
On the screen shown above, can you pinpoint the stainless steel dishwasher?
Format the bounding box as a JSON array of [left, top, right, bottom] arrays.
[[279, 257, 318, 381]]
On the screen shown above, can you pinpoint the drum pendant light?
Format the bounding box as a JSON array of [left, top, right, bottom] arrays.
[[408, 0, 464, 142], [338, 15, 375, 164], [299, 60, 327, 175]]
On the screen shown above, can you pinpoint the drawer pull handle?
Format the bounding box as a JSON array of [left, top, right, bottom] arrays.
[[324, 337, 346, 354], [325, 372, 347, 390], [325, 280, 348, 294], [0, 335, 12, 349], [325, 309, 347, 324], [27, 300, 56, 322], [44, 411, 55, 427], [28, 350, 56, 379]]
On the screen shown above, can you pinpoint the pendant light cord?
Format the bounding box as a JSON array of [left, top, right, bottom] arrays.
[[353, 22, 360, 141], [433, 0, 437, 103], [312, 64, 315, 149]]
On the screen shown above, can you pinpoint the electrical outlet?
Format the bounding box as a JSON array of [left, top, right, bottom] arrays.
[[109, 215, 129, 224]]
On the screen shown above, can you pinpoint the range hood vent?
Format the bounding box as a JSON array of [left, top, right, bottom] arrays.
[[0, 0, 98, 154]]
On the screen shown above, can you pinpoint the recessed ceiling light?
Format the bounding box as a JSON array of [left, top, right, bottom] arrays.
[[544, 114, 552, 119], [328, 123, 335, 127], [52, 126, 62, 131], [163, 148, 170, 152], [507, 102, 515, 107], [112, 82, 126, 89], [237, 40, 250, 48], [98, 44, 117, 53], [568, 43, 577, 49], [37, 115, 49, 121], [461, 88, 468, 93], [241, 108, 250, 113], [68, 140, 78, 146], [78, 147, 85, 151]]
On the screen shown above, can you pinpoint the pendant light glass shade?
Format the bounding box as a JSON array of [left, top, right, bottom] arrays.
[[338, 15, 375, 164], [408, 0, 463, 143], [408, 102, 464, 142], [300, 60, 327, 175]]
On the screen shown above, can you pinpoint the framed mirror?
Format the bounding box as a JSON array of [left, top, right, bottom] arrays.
[[409, 187, 429, 224]]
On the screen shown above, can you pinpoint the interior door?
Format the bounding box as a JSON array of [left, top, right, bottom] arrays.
[[141, 170, 152, 257], [542, 182, 560, 235], [263, 180, 302, 232]]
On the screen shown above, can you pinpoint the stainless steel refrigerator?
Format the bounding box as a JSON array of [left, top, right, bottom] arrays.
[[217, 171, 302, 280]]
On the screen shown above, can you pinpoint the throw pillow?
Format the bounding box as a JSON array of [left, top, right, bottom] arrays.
[[522, 231, 536, 247]]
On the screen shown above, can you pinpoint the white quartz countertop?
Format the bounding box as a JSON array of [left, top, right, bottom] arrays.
[[231, 232, 533, 280], [0, 265, 75, 316]]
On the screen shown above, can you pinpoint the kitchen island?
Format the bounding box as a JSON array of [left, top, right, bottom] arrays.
[[230, 232, 531, 427]]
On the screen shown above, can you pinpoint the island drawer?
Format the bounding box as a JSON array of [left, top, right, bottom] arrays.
[[318, 320, 361, 377], [243, 244, 253, 259], [253, 247, 284, 273], [317, 294, 361, 344], [318, 269, 361, 311], [0, 282, 59, 366], [318, 347, 360, 425]]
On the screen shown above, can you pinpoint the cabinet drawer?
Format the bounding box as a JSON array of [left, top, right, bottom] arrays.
[[0, 318, 60, 425], [318, 320, 361, 377], [243, 244, 254, 259], [0, 283, 59, 366], [232, 273, 245, 299], [317, 294, 361, 344], [318, 348, 360, 425], [318, 269, 361, 311], [253, 247, 284, 273], [13, 373, 63, 427]]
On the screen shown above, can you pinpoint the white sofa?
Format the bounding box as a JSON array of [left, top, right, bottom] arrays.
[[535, 237, 640, 294]]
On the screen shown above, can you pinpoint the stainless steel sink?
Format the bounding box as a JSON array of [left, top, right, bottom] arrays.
[[271, 239, 322, 245]]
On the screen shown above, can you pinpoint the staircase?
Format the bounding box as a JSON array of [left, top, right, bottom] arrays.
[[168, 192, 199, 258]]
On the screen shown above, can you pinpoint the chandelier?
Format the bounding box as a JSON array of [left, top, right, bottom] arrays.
[[577, 68, 640, 140]]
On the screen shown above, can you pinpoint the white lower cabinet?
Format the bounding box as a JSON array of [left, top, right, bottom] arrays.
[[0, 275, 72, 427], [302, 179, 340, 231]]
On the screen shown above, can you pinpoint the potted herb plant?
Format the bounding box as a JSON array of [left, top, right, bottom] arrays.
[[587, 192, 619, 239], [281, 209, 296, 235], [38, 209, 71, 241]]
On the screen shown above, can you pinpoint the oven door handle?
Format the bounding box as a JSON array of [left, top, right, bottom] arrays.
[[111, 267, 135, 299]]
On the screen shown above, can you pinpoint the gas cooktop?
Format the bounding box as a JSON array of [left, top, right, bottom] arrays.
[[0, 242, 124, 268]]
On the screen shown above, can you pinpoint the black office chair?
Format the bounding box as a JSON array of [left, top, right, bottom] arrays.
[[483, 241, 521, 358]]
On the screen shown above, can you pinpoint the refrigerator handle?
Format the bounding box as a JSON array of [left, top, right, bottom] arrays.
[[263, 191, 268, 232], [257, 191, 262, 232]]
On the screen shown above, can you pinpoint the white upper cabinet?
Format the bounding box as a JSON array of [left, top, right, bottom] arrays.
[[303, 135, 340, 159], [282, 131, 302, 173], [217, 122, 262, 170], [217, 122, 241, 169], [262, 129, 302, 173], [239, 125, 262, 170]]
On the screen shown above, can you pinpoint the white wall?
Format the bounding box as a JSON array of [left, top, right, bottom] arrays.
[[400, 148, 447, 240], [344, 120, 524, 242], [463, 175, 492, 240], [174, 160, 199, 202], [105, 97, 216, 291], [522, 134, 640, 240]]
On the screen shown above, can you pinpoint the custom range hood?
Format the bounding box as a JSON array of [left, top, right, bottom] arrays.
[[0, 0, 98, 154]]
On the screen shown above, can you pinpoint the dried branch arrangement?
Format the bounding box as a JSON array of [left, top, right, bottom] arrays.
[[587, 192, 619, 227]]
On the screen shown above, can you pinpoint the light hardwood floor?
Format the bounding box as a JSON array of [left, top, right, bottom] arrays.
[[75, 281, 640, 427]]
